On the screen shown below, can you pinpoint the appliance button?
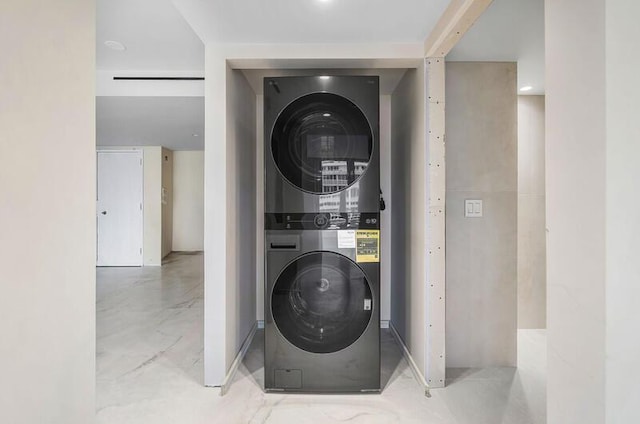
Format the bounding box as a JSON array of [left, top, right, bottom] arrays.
[[314, 214, 329, 228]]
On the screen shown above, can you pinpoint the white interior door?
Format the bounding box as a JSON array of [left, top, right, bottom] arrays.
[[97, 151, 143, 266]]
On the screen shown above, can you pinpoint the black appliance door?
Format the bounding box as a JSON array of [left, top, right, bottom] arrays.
[[271, 93, 373, 194], [271, 251, 373, 354]]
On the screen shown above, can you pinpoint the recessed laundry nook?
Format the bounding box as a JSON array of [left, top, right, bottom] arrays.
[[196, 36, 541, 409]]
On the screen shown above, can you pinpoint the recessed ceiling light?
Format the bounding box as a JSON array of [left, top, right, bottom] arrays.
[[319, 76, 331, 80], [520, 85, 533, 92], [192, 133, 200, 137], [104, 40, 126, 51], [323, 113, 331, 117]]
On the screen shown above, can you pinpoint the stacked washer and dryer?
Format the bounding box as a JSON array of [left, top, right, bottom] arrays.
[[264, 76, 381, 393]]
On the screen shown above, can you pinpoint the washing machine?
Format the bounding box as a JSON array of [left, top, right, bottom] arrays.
[[264, 75, 380, 214], [264, 212, 381, 393]]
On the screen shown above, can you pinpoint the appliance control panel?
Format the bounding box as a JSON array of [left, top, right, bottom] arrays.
[[265, 212, 380, 230]]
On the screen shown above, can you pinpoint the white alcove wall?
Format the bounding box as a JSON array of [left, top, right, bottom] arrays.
[[389, 63, 431, 383]]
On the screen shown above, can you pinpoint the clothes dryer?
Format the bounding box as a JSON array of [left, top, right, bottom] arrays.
[[264, 213, 381, 393], [264, 76, 379, 214]]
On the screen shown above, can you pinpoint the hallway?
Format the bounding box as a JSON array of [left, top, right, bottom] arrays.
[[96, 253, 546, 424]]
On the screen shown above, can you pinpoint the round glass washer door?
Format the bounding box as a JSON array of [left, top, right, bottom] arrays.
[[271, 251, 373, 354], [271, 92, 373, 194]]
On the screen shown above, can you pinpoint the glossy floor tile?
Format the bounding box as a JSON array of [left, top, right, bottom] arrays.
[[96, 252, 546, 424]]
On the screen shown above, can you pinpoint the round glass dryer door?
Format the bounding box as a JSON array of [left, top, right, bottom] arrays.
[[271, 251, 373, 354], [271, 93, 373, 194]]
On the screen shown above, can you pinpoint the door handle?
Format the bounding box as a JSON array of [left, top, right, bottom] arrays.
[[101, 211, 107, 215]]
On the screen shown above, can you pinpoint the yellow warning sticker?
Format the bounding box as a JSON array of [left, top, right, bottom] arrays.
[[356, 230, 380, 263]]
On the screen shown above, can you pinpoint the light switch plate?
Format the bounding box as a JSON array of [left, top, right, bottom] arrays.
[[465, 199, 483, 218]]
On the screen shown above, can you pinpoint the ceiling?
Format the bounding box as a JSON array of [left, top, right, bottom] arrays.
[[96, 97, 204, 150], [97, 0, 204, 71], [97, 0, 205, 149], [172, 0, 451, 44], [96, 0, 545, 150], [447, 0, 545, 95]]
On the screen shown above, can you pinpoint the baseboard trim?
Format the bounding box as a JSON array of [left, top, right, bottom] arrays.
[[220, 321, 258, 396], [388, 322, 431, 397]]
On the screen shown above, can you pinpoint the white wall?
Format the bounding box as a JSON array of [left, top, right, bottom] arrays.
[[203, 52, 259, 385], [144, 146, 163, 265], [204, 53, 257, 386], [0, 0, 95, 422], [605, 1, 640, 422], [445, 62, 518, 368], [225, 66, 257, 371], [172, 151, 204, 251], [390, 70, 409, 350], [546, 0, 606, 422], [518, 95, 546, 329], [161, 147, 174, 258], [390, 62, 428, 376], [203, 47, 228, 385]]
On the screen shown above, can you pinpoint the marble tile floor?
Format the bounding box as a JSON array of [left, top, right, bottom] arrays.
[[97, 252, 546, 424]]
